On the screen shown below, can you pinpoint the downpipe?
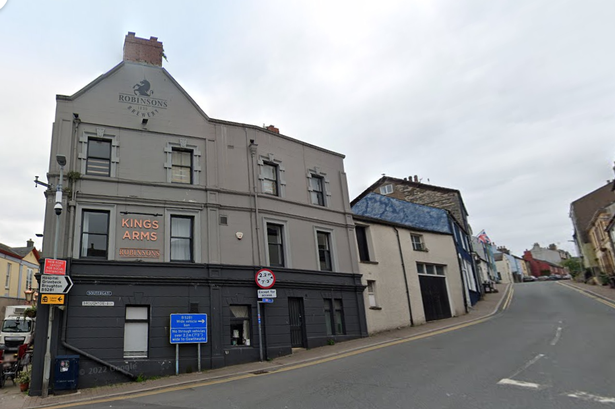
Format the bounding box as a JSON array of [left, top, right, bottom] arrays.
[[394, 227, 414, 326]]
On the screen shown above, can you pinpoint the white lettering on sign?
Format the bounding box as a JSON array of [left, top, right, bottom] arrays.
[[82, 301, 115, 307], [257, 289, 277, 298]]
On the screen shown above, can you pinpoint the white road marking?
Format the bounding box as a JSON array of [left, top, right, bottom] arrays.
[[498, 378, 543, 390], [567, 391, 615, 404], [550, 327, 563, 346], [509, 353, 545, 379]]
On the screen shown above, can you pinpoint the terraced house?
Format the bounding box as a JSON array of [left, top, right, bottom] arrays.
[[31, 33, 367, 395]]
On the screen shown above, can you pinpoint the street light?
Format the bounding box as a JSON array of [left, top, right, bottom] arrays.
[[24, 287, 34, 305], [41, 154, 66, 398]]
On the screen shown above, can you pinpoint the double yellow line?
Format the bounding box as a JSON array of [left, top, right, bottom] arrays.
[[558, 282, 615, 310], [502, 285, 515, 311]]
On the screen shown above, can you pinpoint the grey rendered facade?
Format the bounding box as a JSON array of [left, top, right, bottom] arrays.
[[31, 34, 367, 395]]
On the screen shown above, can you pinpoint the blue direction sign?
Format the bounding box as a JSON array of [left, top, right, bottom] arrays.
[[170, 314, 208, 344], [261, 298, 274, 303]]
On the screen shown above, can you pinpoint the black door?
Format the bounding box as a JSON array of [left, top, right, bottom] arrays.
[[288, 297, 306, 348], [419, 276, 452, 321]]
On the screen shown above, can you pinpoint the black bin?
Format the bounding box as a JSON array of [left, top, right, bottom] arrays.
[[54, 355, 79, 391]]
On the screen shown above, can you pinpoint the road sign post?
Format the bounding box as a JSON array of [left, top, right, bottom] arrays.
[[170, 314, 208, 374]]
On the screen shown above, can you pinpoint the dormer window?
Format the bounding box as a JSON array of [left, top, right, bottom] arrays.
[[379, 184, 393, 195]]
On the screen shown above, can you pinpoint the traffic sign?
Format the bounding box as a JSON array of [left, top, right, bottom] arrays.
[[255, 268, 276, 289], [257, 289, 277, 299], [41, 294, 65, 305], [40, 275, 73, 294], [261, 298, 274, 303], [170, 314, 208, 344], [44, 259, 66, 275]]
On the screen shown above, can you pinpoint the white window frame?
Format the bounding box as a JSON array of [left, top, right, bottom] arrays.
[[258, 153, 286, 197], [307, 167, 331, 207], [79, 127, 119, 177], [165, 209, 202, 263], [411, 234, 427, 251], [4, 264, 10, 289], [367, 280, 379, 308], [313, 226, 338, 272], [263, 218, 290, 268], [379, 184, 393, 195], [123, 306, 149, 358], [73, 203, 117, 260], [164, 139, 202, 184]]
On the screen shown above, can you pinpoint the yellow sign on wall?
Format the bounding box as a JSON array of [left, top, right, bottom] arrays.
[[41, 294, 66, 305]]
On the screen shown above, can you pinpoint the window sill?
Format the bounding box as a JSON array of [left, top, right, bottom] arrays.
[[413, 248, 429, 252], [360, 261, 379, 265], [369, 306, 382, 310]]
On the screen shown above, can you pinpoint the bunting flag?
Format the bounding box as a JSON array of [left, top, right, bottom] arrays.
[[477, 229, 491, 244]]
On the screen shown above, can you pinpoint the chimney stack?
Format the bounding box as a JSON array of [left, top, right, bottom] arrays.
[[266, 125, 280, 134], [27, 239, 34, 248], [123, 32, 164, 66]]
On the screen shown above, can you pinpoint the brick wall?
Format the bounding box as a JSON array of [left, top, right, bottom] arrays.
[[123, 32, 163, 66]]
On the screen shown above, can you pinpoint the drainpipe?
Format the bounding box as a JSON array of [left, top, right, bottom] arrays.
[[456, 253, 470, 313], [394, 228, 414, 326], [248, 138, 261, 266]]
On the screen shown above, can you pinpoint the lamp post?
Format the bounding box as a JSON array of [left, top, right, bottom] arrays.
[[24, 287, 34, 305], [41, 154, 66, 398]]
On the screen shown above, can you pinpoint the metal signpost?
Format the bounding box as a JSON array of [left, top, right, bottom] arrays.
[[169, 313, 208, 374], [255, 269, 276, 362]]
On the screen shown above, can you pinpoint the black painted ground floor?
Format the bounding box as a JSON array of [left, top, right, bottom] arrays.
[[29, 260, 368, 395]]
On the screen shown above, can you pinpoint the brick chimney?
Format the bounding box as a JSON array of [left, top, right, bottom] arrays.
[[265, 125, 280, 134], [123, 32, 164, 66]]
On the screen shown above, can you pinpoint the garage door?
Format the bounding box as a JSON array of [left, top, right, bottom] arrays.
[[419, 275, 452, 321]]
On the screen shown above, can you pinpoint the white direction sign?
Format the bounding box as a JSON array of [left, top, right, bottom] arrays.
[[41, 275, 73, 294], [257, 289, 277, 299]]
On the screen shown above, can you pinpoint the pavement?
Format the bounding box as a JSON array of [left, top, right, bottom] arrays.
[[1, 284, 514, 409], [561, 279, 615, 303]]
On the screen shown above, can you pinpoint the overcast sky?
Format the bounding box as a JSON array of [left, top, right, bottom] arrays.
[[1, 0, 613, 257]]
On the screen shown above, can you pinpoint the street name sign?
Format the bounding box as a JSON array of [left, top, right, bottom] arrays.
[[40, 275, 73, 294], [261, 298, 274, 303], [257, 289, 277, 298], [44, 259, 66, 275], [41, 294, 65, 305], [170, 314, 208, 344]]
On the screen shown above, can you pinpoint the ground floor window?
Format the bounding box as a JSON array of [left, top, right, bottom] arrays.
[[230, 305, 251, 346], [123, 306, 149, 358], [324, 299, 345, 335]]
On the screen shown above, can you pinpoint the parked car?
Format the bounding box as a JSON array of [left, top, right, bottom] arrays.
[[523, 276, 536, 282]]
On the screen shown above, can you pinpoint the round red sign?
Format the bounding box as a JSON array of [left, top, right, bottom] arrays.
[[255, 268, 276, 289]]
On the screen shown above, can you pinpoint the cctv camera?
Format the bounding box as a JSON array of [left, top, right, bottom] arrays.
[[54, 202, 63, 216]]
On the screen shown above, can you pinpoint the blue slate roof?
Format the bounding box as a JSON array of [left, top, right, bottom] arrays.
[[352, 193, 451, 234]]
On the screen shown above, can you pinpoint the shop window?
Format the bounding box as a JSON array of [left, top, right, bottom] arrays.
[[230, 305, 251, 346], [324, 298, 345, 335], [123, 306, 149, 358], [171, 216, 193, 262], [80, 210, 110, 259]]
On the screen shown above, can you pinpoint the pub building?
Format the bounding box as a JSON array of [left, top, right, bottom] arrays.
[[31, 33, 367, 395]]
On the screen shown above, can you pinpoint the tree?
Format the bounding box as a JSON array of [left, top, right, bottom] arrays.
[[561, 257, 583, 277]]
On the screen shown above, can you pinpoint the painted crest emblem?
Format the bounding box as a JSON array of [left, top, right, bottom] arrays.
[[133, 79, 153, 96]]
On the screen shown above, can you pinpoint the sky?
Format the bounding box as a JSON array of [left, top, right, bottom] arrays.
[[1, 0, 614, 258]]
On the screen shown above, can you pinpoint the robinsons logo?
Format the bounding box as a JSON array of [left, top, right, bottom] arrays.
[[119, 79, 168, 117]]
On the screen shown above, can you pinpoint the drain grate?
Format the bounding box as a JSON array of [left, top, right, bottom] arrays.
[[252, 370, 269, 375]]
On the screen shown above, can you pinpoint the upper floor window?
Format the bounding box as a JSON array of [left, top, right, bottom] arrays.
[[417, 262, 445, 276], [267, 223, 285, 267], [26, 268, 33, 290], [411, 234, 427, 251], [81, 210, 110, 259], [379, 184, 393, 195], [310, 175, 325, 206], [86, 138, 111, 176], [317, 231, 333, 271], [171, 148, 193, 184], [262, 163, 279, 195], [356, 226, 371, 262], [4, 264, 10, 289], [171, 216, 193, 262]]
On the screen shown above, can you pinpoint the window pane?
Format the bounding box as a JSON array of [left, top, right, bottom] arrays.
[[82, 234, 108, 257], [126, 306, 148, 320], [436, 265, 445, 276], [85, 212, 109, 234], [89, 139, 111, 158], [324, 300, 333, 336], [263, 180, 277, 195], [172, 217, 192, 238], [86, 158, 110, 176], [417, 263, 425, 274], [171, 238, 191, 261], [124, 322, 148, 357], [426, 265, 435, 275], [334, 299, 344, 335], [172, 168, 190, 183], [172, 150, 191, 166], [263, 164, 276, 179], [267, 225, 282, 244], [318, 232, 332, 271]]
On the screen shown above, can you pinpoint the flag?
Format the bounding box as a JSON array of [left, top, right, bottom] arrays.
[[477, 229, 491, 244]]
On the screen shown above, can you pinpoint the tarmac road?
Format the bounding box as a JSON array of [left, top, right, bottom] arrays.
[[48, 282, 615, 409]]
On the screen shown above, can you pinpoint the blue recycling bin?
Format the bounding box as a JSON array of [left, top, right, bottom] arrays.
[[54, 355, 79, 391]]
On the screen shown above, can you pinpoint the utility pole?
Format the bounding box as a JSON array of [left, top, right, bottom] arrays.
[[40, 154, 66, 398]]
